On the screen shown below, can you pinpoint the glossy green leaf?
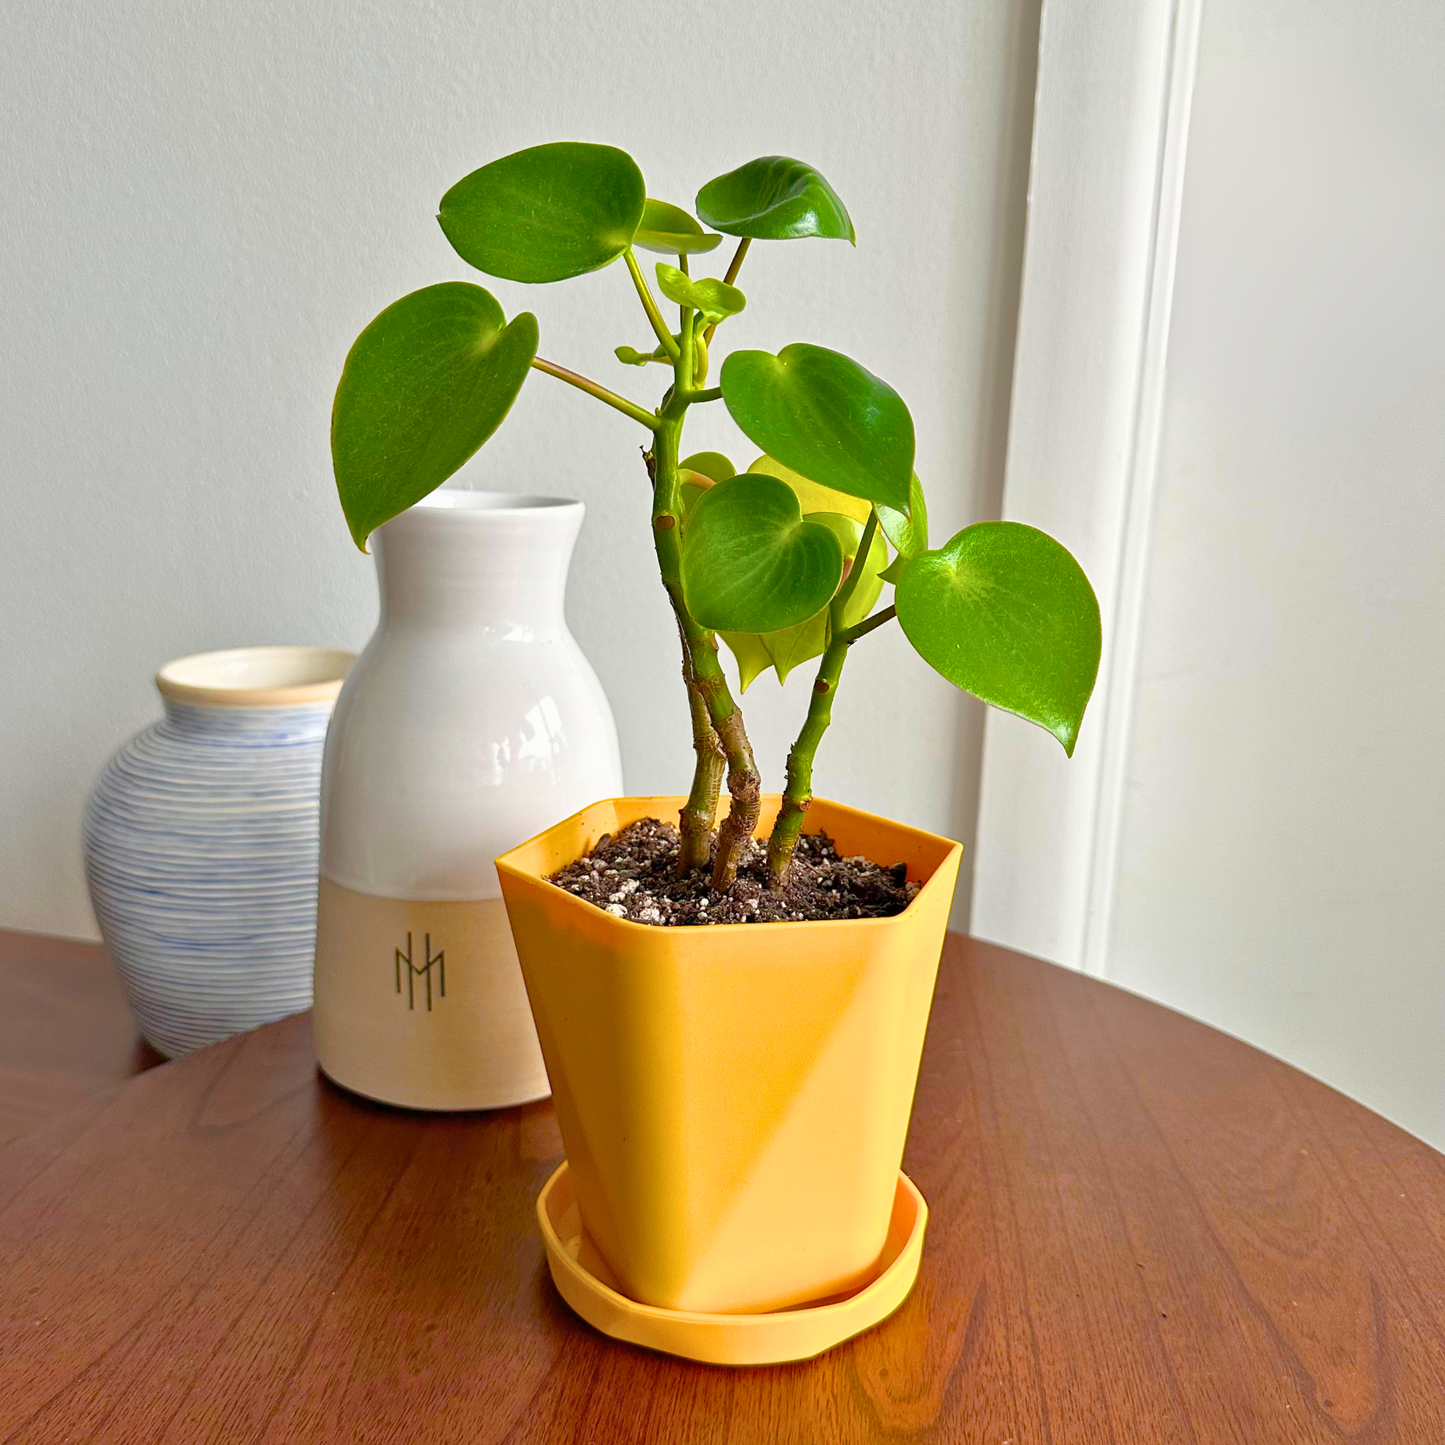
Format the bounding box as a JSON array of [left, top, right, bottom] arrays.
[[680, 474, 844, 633], [615, 345, 657, 366], [680, 451, 735, 484], [655, 263, 745, 324], [721, 346, 914, 512], [633, 198, 723, 255], [894, 522, 1101, 755], [715, 467, 886, 689], [438, 142, 645, 283], [877, 474, 928, 558], [695, 156, 854, 242], [747, 454, 870, 523], [760, 513, 888, 683], [332, 282, 537, 551]]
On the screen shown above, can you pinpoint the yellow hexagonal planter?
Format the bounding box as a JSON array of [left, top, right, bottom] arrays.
[[495, 794, 961, 1323]]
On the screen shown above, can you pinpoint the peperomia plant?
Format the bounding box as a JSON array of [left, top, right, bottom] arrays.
[[332, 143, 1103, 893]]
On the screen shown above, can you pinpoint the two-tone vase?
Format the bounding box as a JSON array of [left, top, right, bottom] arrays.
[[314, 489, 623, 1111]]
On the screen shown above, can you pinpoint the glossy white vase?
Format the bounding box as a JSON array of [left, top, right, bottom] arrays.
[[314, 490, 624, 1110]]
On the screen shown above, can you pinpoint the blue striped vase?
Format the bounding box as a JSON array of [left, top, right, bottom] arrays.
[[83, 646, 355, 1058]]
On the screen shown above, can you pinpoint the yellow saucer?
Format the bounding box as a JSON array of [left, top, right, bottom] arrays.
[[536, 1162, 928, 1366]]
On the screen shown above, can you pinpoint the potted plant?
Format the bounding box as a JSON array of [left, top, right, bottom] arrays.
[[331, 143, 1101, 1357]]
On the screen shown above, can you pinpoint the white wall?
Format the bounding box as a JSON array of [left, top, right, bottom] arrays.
[[1104, 0, 1445, 1148], [0, 0, 1040, 939]]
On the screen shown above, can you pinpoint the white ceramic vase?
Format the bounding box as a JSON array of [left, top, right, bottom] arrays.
[[84, 646, 355, 1058], [314, 490, 623, 1110]]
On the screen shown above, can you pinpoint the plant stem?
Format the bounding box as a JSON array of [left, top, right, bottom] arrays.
[[703, 237, 751, 345], [766, 511, 887, 888], [723, 236, 751, 286], [834, 508, 879, 615], [624, 249, 680, 360], [530, 357, 658, 430], [679, 306, 695, 392], [697, 651, 762, 890], [649, 399, 760, 888], [767, 630, 849, 888], [846, 603, 896, 641], [685, 385, 722, 404], [533, 250, 757, 879], [673, 608, 726, 873]]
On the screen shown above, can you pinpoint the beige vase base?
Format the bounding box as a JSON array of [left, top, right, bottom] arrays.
[[314, 876, 551, 1110]]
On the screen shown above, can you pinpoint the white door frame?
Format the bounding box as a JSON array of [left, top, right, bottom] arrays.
[[969, 0, 1203, 974]]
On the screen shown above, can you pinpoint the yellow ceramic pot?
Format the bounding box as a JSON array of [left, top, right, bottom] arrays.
[[495, 795, 961, 1316]]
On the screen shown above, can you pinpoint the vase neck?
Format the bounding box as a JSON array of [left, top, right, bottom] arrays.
[[373, 493, 584, 633]]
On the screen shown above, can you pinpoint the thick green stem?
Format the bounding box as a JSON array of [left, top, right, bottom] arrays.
[[530, 357, 658, 430], [766, 511, 885, 888], [674, 607, 725, 873], [767, 632, 849, 887], [613, 249, 758, 888], [649, 402, 760, 889], [696, 648, 762, 890]]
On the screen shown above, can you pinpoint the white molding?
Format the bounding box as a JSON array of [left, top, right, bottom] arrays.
[[969, 0, 1203, 972], [1080, 0, 1203, 978]]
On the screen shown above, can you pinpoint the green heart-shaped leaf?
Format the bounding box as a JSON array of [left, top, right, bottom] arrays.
[[758, 513, 888, 683], [680, 451, 735, 484], [332, 282, 537, 551], [654, 263, 745, 325], [721, 346, 914, 512], [633, 198, 723, 256], [696, 157, 854, 242], [680, 474, 844, 633], [877, 474, 928, 558], [715, 465, 886, 690], [894, 522, 1101, 754], [438, 142, 645, 283]]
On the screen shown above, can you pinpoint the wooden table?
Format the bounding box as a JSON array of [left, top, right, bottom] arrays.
[[2, 932, 1443, 1443], [0, 928, 161, 1145]]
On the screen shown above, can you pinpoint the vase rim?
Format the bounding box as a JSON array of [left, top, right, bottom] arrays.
[[156, 646, 356, 708], [411, 489, 582, 515]]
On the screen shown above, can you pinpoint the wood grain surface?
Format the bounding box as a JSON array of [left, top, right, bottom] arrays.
[[2, 933, 1443, 1443], [0, 927, 160, 1144]]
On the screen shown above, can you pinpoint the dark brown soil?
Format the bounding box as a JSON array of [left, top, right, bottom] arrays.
[[547, 816, 920, 926]]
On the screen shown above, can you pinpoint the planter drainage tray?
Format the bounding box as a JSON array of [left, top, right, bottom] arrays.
[[536, 1160, 928, 1366]]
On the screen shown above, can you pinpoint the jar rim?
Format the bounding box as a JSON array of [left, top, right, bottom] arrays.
[[156, 646, 355, 707], [412, 489, 582, 514]]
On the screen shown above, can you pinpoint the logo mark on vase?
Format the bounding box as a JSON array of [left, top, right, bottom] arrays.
[[395, 932, 445, 1011]]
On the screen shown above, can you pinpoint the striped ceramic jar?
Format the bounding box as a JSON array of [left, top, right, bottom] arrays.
[[83, 646, 354, 1058]]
